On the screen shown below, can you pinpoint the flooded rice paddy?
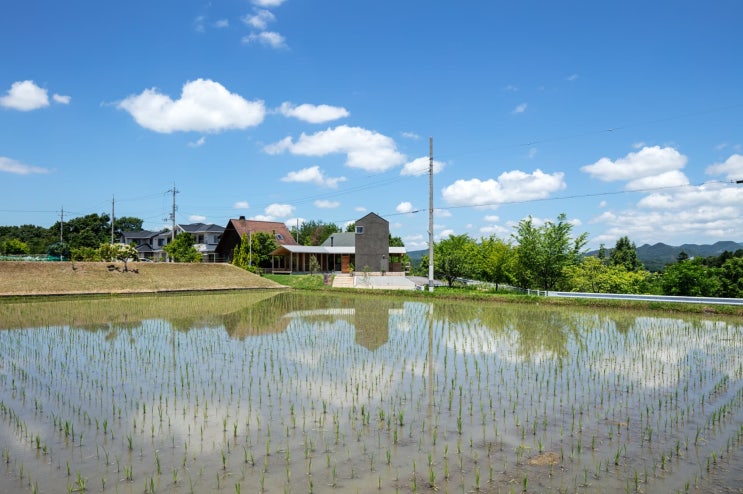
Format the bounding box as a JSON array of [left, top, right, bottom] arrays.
[[1, 291, 743, 493]]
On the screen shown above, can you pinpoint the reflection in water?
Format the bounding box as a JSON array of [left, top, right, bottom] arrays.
[[1, 292, 742, 494]]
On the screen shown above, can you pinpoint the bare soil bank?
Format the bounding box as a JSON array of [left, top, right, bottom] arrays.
[[0, 261, 284, 296]]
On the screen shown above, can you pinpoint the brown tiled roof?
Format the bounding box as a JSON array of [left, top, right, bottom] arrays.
[[228, 219, 298, 245]]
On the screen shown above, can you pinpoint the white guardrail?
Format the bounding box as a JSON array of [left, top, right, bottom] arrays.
[[547, 291, 743, 306]]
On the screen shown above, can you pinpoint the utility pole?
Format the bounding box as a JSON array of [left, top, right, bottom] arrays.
[[60, 206, 64, 242], [167, 184, 179, 243], [428, 137, 435, 292], [249, 230, 253, 267], [111, 195, 115, 244]]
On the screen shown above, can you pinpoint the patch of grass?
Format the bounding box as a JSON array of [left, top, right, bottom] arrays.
[[264, 274, 326, 290]]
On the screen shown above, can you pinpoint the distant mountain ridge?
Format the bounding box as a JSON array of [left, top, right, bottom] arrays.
[[406, 241, 743, 272]]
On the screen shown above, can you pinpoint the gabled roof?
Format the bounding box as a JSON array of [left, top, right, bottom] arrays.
[[321, 232, 356, 247], [121, 230, 159, 239], [177, 223, 225, 234], [226, 218, 298, 245]]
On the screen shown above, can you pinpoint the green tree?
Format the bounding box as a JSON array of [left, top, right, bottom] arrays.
[[50, 213, 111, 249], [661, 258, 720, 296], [562, 256, 653, 294], [610, 236, 643, 271], [718, 257, 743, 298], [1, 238, 30, 255], [163, 232, 202, 262], [99, 243, 139, 271], [232, 232, 278, 273], [475, 236, 516, 289], [71, 246, 101, 261], [47, 241, 71, 260], [114, 216, 144, 236], [433, 234, 475, 287], [293, 220, 340, 246], [512, 213, 588, 291]]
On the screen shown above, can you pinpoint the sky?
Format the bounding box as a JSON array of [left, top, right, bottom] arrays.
[[2, 0, 743, 251]]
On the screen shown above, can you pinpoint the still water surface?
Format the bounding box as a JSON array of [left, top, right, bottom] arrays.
[[1, 291, 742, 493]]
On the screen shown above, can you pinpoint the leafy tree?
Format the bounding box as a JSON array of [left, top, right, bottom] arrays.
[[98, 243, 139, 271], [114, 216, 144, 235], [661, 258, 720, 296], [163, 232, 202, 262], [512, 213, 588, 291], [610, 236, 643, 271], [562, 256, 653, 294], [232, 232, 278, 273], [71, 246, 101, 261], [1, 238, 30, 255], [0, 224, 54, 254], [474, 236, 516, 289], [293, 220, 340, 246], [308, 255, 321, 274], [718, 257, 743, 298], [47, 241, 71, 260], [345, 222, 356, 232], [433, 234, 475, 287], [50, 213, 111, 249]]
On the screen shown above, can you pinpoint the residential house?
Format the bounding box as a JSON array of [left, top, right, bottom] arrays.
[[214, 216, 298, 264], [120, 222, 224, 261], [269, 213, 406, 274]]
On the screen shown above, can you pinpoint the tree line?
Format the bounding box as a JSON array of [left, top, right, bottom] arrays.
[[415, 213, 743, 298]]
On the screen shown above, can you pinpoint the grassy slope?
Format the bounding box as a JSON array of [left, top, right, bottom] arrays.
[[0, 261, 285, 296]]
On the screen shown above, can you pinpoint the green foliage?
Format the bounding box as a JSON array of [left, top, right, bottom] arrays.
[[47, 241, 71, 260], [98, 243, 139, 270], [563, 256, 654, 294], [308, 255, 321, 274], [474, 236, 516, 289], [293, 220, 340, 246], [51, 213, 111, 249], [512, 213, 588, 291], [232, 232, 278, 273], [718, 257, 743, 298], [71, 246, 102, 261], [263, 274, 326, 289], [610, 236, 643, 271], [1, 238, 30, 255], [114, 216, 144, 235], [433, 234, 475, 287], [661, 258, 720, 296], [163, 233, 202, 263]]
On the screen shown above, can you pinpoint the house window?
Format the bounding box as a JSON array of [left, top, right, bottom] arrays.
[[275, 233, 283, 241], [158, 239, 165, 247], [356, 226, 364, 234], [196, 234, 204, 244]]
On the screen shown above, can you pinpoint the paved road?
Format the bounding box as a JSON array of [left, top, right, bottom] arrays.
[[547, 291, 743, 305]]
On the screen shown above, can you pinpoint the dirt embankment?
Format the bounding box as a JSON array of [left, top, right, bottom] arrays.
[[0, 261, 285, 296]]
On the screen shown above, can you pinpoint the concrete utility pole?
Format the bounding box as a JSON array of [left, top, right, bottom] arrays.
[[60, 206, 64, 242], [111, 195, 115, 244], [167, 184, 179, 243], [428, 137, 435, 292]]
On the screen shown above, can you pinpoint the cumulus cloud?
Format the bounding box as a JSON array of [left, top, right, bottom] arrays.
[[512, 103, 527, 114], [402, 131, 420, 140], [233, 201, 250, 209], [400, 156, 445, 176], [442, 169, 566, 208], [396, 201, 414, 213], [0, 80, 50, 111], [264, 125, 406, 172], [278, 102, 349, 123], [265, 203, 294, 218], [242, 31, 286, 49], [52, 94, 71, 104], [314, 200, 339, 208], [118, 79, 265, 133], [215, 19, 229, 28], [188, 136, 206, 148], [0, 156, 50, 175], [280, 165, 346, 188], [581, 146, 687, 187], [252, 0, 286, 6], [243, 9, 275, 30], [189, 214, 207, 222], [706, 154, 743, 181]]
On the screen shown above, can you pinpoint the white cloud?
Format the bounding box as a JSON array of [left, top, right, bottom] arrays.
[[402, 131, 420, 140], [503, 85, 518, 92], [567, 74, 579, 81], [396, 201, 414, 213], [278, 102, 349, 123], [242, 31, 287, 49], [512, 103, 527, 114], [527, 148, 537, 159], [118, 79, 265, 133], [314, 200, 340, 208], [354, 206, 367, 212], [436, 229, 455, 240], [435, 209, 452, 218], [280, 165, 346, 188], [233, 201, 250, 209], [0, 80, 49, 111], [215, 19, 229, 28], [483, 215, 500, 222], [252, 0, 286, 6], [188, 136, 206, 148], [581, 146, 687, 185], [442, 169, 566, 207], [189, 215, 207, 222], [0, 156, 50, 175], [243, 9, 275, 30], [265, 203, 294, 218], [52, 94, 71, 104], [400, 156, 445, 176], [265, 125, 406, 172], [706, 154, 743, 181], [625, 170, 689, 191], [479, 224, 509, 237]]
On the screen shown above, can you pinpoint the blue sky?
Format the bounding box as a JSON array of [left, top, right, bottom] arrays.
[[2, 0, 742, 250]]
